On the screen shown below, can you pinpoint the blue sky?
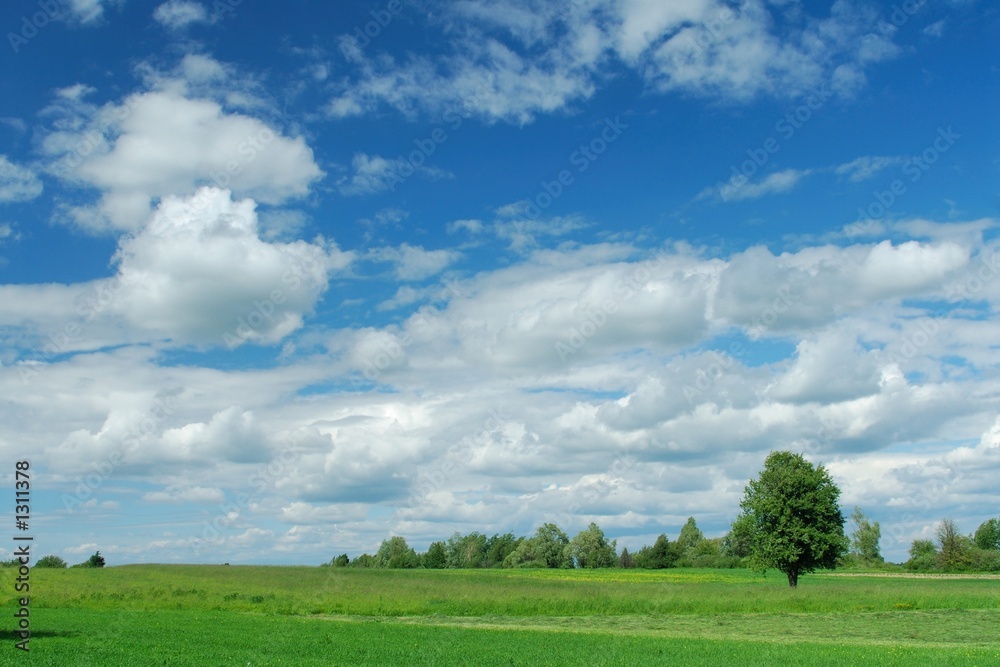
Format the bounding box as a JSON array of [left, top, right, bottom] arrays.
[[1, 0, 998, 565]]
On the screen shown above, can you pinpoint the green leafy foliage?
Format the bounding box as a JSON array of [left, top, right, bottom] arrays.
[[974, 518, 1000, 551], [738, 451, 848, 586], [569, 522, 618, 568], [422, 541, 447, 569], [71, 551, 106, 568], [633, 534, 676, 569], [376, 536, 419, 568], [36, 554, 69, 568], [849, 507, 883, 565]]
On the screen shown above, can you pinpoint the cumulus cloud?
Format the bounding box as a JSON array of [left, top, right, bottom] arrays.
[[158, 407, 271, 463], [9, 220, 1000, 564], [0, 155, 43, 202], [368, 243, 461, 281], [767, 329, 882, 404], [41, 85, 323, 232], [110, 187, 352, 346], [65, 0, 120, 25], [153, 0, 211, 30]]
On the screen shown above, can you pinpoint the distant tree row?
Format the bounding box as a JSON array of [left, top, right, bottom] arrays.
[[322, 518, 745, 572], [0, 551, 104, 569], [904, 517, 1000, 573]]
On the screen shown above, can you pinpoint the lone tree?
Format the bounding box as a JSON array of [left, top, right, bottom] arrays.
[[737, 451, 847, 587], [849, 506, 883, 565]]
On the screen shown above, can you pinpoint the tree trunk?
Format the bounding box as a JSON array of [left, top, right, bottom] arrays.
[[786, 569, 798, 588]]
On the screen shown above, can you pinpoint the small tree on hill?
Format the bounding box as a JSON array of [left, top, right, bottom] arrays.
[[36, 555, 68, 568], [738, 451, 847, 587]]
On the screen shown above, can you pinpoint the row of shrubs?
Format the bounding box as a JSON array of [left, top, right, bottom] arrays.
[[0, 551, 105, 569]]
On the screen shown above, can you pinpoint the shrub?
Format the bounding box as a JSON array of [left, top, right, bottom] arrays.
[[36, 554, 68, 568], [71, 551, 106, 568]]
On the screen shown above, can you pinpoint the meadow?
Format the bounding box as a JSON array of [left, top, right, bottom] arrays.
[[4, 565, 999, 665]]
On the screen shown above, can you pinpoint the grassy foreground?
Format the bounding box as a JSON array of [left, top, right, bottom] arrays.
[[3, 566, 999, 665]]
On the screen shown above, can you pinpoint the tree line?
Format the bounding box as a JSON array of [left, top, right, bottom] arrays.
[[0, 551, 105, 569], [325, 451, 1000, 586], [324, 516, 744, 573]]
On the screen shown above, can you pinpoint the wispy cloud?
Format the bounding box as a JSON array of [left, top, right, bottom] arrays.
[[703, 168, 812, 202], [835, 156, 905, 183]]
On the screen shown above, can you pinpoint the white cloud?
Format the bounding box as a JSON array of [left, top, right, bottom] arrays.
[[42, 85, 323, 232], [337, 153, 451, 196], [768, 329, 882, 404], [65, 0, 118, 25], [328, 0, 904, 123], [835, 156, 904, 182], [8, 222, 1000, 564], [368, 243, 461, 281], [492, 210, 591, 251], [158, 407, 271, 464], [923, 20, 946, 38], [447, 218, 485, 235], [153, 1, 211, 30], [110, 187, 352, 346], [144, 485, 225, 503], [708, 168, 811, 202], [0, 155, 43, 202], [279, 502, 367, 524]]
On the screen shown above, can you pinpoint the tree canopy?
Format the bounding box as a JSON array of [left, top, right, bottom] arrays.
[[737, 451, 847, 587]]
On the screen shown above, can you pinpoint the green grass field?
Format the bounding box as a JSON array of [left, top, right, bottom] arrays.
[[4, 566, 999, 665]]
